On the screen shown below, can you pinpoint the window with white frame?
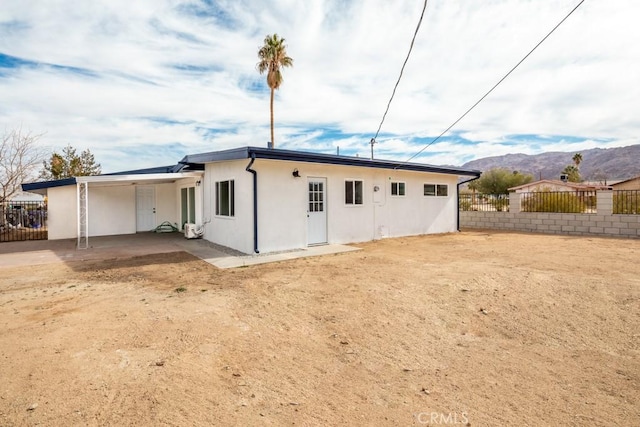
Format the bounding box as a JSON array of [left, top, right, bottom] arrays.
[[424, 183, 448, 197], [391, 181, 406, 196], [215, 180, 235, 216], [345, 180, 363, 205]]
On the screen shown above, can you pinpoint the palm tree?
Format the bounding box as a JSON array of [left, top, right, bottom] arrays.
[[562, 164, 581, 182], [572, 153, 583, 168], [257, 34, 293, 148]]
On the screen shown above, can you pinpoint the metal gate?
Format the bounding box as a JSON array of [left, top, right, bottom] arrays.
[[0, 201, 48, 242]]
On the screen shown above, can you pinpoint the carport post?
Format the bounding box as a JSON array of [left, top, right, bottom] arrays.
[[77, 181, 89, 249]]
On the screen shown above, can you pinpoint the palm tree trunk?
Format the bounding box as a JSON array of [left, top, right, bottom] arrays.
[[270, 88, 275, 148]]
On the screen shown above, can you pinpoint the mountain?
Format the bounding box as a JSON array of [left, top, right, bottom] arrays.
[[461, 144, 640, 182]]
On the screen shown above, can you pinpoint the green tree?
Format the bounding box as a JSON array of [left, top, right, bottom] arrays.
[[467, 179, 480, 205], [39, 145, 101, 180], [475, 168, 533, 194], [257, 33, 293, 148], [562, 164, 581, 182], [561, 152, 583, 182]]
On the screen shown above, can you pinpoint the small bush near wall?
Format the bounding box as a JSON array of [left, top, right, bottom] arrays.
[[521, 191, 589, 213], [491, 196, 509, 212], [459, 197, 472, 211]]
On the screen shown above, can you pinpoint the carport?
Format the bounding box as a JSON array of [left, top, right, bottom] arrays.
[[22, 168, 204, 248]]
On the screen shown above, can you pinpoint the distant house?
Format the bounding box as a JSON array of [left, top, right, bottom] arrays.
[[8, 191, 45, 204], [23, 146, 481, 254], [611, 175, 640, 191], [508, 179, 611, 193]]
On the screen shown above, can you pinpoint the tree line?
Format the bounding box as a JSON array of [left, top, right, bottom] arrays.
[[467, 152, 585, 195]]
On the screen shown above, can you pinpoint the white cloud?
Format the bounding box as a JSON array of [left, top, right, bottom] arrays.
[[0, 0, 638, 173]]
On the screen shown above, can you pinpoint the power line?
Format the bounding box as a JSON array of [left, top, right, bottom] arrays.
[[399, 0, 586, 166], [370, 0, 429, 159]]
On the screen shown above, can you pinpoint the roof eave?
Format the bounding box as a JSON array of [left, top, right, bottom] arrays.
[[21, 171, 204, 191], [22, 178, 77, 192], [75, 171, 202, 184], [182, 146, 480, 177]]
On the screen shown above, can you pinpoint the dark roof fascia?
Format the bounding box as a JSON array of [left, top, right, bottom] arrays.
[[21, 178, 77, 192], [178, 163, 205, 172], [104, 163, 204, 175], [180, 147, 251, 164], [104, 165, 180, 175], [20, 165, 205, 191], [181, 146, 481, 177]]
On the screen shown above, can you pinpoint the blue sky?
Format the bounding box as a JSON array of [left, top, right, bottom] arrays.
[[1, 0, 638, 173]]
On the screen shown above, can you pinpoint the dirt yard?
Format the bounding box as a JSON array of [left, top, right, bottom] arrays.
[[0, 231, 638, 426]]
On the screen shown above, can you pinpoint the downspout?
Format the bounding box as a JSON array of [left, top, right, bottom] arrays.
[[245, 153, 259, 254], [457, 175, 481, 231]]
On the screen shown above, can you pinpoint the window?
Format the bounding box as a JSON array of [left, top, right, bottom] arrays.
[[215, 180, 234, 216], [391, 182, 406, 196], [424, 184, 436, 196], [345, 180, 363, 205], [424, 183, 448, 197], [308, 181, 324, 212]]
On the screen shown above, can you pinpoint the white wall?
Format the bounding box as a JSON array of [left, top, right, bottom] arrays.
[[47, 185, 78, 240], [156, 182, 178, 227], [89, 185, 136, 236], [202, 158, 461, 254], [204, 160, 254, 254]]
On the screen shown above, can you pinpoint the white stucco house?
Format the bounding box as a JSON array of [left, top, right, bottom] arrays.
[[22, 146, 481, 254]]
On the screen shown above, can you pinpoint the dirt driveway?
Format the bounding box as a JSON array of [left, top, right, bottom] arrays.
[[0, 231, 638, 426]]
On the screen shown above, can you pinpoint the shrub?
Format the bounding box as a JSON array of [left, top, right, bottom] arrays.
[[613, 192, 640, 214], [490, 197, 509, 212], [521, 192, 586, 213], [459, 197, 472, 211]]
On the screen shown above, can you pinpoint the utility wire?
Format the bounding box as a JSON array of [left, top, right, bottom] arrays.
[[399, 0, 585, 166], [371, 0, 429, 154]]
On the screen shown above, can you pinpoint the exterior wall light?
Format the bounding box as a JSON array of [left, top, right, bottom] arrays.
[[292, 169, 301, 178]]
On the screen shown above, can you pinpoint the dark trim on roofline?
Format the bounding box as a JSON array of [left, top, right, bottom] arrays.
[[104, 163, 204, 175], [22, 178, 77, 192], [20, 164, 205, 191], [181, 147, 481, 177]]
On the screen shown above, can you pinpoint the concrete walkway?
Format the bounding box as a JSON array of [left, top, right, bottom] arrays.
[[204, 244, 360, 268], [0, 232, 360, 269]]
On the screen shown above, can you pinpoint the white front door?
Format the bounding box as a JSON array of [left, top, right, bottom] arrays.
[[307, 178, 327, 245], [136, 186, 156, 232]]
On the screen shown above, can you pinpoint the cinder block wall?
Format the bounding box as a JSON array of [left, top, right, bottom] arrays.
[[459, 191, 640, 238]]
